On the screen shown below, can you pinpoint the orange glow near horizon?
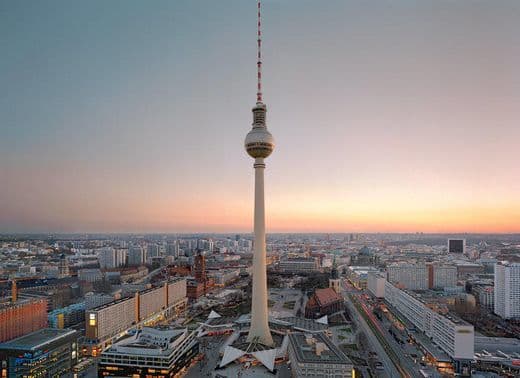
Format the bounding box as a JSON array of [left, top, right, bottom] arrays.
[[1, 2, 519, 234]]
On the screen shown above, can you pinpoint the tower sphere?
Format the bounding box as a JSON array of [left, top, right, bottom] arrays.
[[245, 127, 275, 158], [245, 102, 275, 159]]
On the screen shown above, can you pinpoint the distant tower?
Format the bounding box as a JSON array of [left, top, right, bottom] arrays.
[[245, 0, 274, 347], [11, 279, 17, 303], [58, 254, 70, 278], [194, 250, 207, 294], [329, 257, 341, 294]]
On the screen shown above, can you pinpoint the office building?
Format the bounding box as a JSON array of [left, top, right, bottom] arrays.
[[387, 264, 428, 290], [367, 271, 386, 298], [387, 263, 458, 291], [288, 333, 353, 377], [0, 298, 48, 342], [472, 285, 494, 310], [347, 266, 379, 289], [128, 246, 146, 266], [193, 250, 207, 292], [384, 281, 474, 373], [494, 262, 520, 319], [430, 265, 458, 289], [98, 327, 199, 378], [78, 268, 103, 283], [279, 257, 318, 273], [98, 248, 126, 269], [209, 268, 240, 286], [48, 302, 85, 328], [84, 278, 187, 354], [166, 241, 179, 258], [0, 328, 78, 378], [147, 244, 160, 260], [448, 239, 465, 254]]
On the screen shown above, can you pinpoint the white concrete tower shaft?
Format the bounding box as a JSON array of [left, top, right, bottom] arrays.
[[247, 157, 273, 346], [244, 0, 274, 347]]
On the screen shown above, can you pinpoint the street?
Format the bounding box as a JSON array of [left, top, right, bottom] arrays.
[[341, 280, 403, 378]]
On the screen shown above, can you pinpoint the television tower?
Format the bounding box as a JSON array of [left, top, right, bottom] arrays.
[[245, 0, 274, 347]]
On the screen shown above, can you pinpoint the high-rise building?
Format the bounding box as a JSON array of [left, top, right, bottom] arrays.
[[367, 271, 386, 298], [429, 264, 458, 289], [387, 264, 428, 290], [494, 262, 520, 319], [128, 246, 146, 266], [448, 239, 466, 254], [472, 285, 494, 310], [193, 250, 207, 293], [166, 241, 179, 258], [384, 281, 474, 374], [58, 254, 70, 278], [115, 248, 127, 267], [97, 247, 115, 269], [98, 247, 126, 269], [147, 244, 160, 260], [244, 0, 275, 347], [388, 263, 458, 290]]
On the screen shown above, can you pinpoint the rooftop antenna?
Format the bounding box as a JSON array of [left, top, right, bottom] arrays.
[[256, 0, 263, 103]]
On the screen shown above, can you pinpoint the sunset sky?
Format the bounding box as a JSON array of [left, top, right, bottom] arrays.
[[1, 0, 519, 233]]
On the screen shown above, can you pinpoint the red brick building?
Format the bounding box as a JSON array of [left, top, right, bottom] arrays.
[[305, 288, 343, 319]]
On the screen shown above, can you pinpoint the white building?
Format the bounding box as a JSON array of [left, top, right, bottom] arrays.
[[279, 257, 318, 273], [288, 333, 353, 377], [473, 285, 494, 310], [85, 292, 115, 310], [387, 264, 428, 290], [209, 269, 241, 286], [384, 281, 474, 362], [99, 327, 199, 377], [78, 268, 103, 282], [432, 265, 457, 289], [128, 246, 146, 266], [98, 248, 126, 269], [146, 244, 160, 261], [367, 272, 386, 298], [494, 262, 520, 319]]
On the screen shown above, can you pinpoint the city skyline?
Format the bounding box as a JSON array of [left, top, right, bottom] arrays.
[[2, 0, 520, 234]]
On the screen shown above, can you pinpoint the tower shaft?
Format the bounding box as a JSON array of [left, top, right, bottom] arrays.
[[247, 157, 273, 346]]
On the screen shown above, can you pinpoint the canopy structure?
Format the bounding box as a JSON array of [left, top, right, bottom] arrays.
[[316, 315, 328, 325]]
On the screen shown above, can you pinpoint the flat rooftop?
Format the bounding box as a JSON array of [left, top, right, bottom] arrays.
[[289, 333, 352, 365], [0, 328, 77, 351], [475, 336, 520, 355], [277, 316, 328, 332], [0, 297, 45, 309]]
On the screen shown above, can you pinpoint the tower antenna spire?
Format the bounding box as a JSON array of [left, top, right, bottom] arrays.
[[256, 0, 263, 103]]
